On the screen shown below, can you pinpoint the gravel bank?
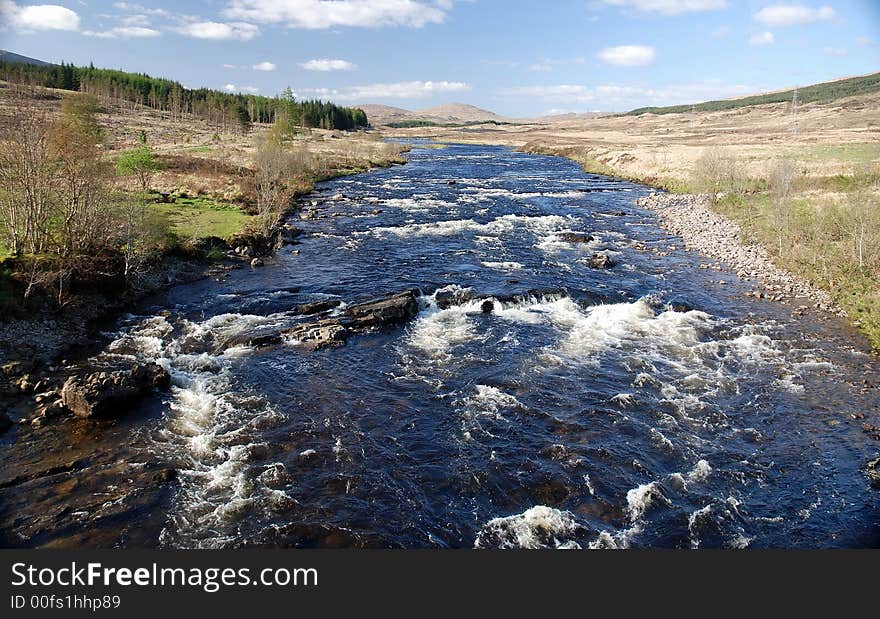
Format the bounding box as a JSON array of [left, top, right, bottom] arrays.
[[636, 192, 844, 317]]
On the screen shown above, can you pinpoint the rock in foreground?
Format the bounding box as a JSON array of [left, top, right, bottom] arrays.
[[61, 362, 170, 418]]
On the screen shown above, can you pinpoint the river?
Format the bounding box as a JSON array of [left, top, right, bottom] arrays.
[[2, 142, 878, 549]]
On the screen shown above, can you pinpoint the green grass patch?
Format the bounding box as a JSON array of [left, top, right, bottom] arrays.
[[147, 194, 251, 241], [783, 143, 880, 165]]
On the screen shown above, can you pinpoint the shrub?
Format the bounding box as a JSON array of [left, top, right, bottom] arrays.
[[116, 146, 162, 192]]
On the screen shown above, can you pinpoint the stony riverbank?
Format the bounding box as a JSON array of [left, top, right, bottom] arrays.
[[636, 192, 844, 317]]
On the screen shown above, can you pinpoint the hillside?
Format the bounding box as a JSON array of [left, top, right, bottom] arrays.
[[359, 102, 508, 126], [0, 50, 50, 66], [625, 71, 880, 116], [0, 54, 368, 130]]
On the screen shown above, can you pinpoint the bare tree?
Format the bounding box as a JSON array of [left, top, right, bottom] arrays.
[[768, 160, 796, 258], [691, 146, 746, 205], [0, 104, 57, 255]]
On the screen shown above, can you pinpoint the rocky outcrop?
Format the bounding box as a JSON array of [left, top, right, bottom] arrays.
[[285, 319, 350, 351], [344, 290, 421, 329], [60, 362, 170, 418], [230, 290, 422, 352]]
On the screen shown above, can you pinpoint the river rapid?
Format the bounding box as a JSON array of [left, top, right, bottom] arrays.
[[2, 142, 878, 549]]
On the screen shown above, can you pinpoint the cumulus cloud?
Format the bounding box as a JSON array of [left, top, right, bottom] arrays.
[[753, 4, 836, 27], [298, 58, 358, 71], [597, 45, 655, 66], [224, 83, 258, 93], [497, 81, 753, 111], [83, 26, 161, 39], [602, 0, 727, 15], [222, 0, 448, 29], [0, 1, 80, 31], [749, 31, 775, 46], [300, 80, 469, 101], [253, 61, 276, 71], [175, 21, 259, 40]]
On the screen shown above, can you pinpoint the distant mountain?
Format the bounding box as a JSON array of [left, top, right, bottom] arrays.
[[416, 103, 506, 123], [356, 104, 414, 126], [357, 102, 509, 126], [0, 50, 52, 67]]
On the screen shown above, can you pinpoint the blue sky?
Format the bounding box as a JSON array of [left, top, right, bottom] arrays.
[[1, 1, 879, 116]]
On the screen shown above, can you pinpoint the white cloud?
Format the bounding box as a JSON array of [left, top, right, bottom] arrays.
[[597, 45, 655, 66], [83, 26, 161, 39], [253, 61, 276, 71], [176, 21, 259, 41], [602, 0, 727, 15], [497, 81, 753, 111], [857, 37, 876, 47], [298, 58, 358, 71], [753, 4, 836, 27], [749, 31, 775, 46], [222, 0, 448, 29], [224, 83, 259, 93], [113, 2, 170, 17], [300, 80, 470, 101], [0, 1, 80, 31], [222, 63, 237, 68], [822, 46, 847, 56]]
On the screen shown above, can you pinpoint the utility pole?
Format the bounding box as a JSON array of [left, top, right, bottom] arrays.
[[791, 87, 799, 135], [690, 104, 696, 131]]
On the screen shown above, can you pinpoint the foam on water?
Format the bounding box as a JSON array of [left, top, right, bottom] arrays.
[[474, 506, 586, 549], [106, 311, 290, 548]]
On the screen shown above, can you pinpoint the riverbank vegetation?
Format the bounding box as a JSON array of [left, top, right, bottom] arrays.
[[689, 149, 880, 350], [0, 75, 406, 318]]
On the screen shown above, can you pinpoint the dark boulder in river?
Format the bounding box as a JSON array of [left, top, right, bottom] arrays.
[[435, 287, 472, 309], [588, 252, 614, 269], [61, 362, 170, 418], [558, 232, 594, 244], [344, 290, 420, 329]]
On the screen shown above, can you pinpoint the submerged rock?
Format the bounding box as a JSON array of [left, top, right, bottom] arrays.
[[60, 362, 170, 418], [558, 232, 594, 244], [588, 252, 614, 269], [280, 226, 303, 245]]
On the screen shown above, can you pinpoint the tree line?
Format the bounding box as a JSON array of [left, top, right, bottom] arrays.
[[0, 60, 370, 132]]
